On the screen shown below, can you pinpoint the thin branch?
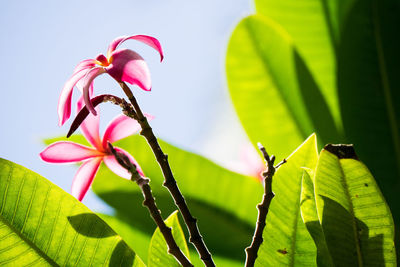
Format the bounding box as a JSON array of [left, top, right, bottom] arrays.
[[108, 143, 193, 267], [245, 143, 286, 267], [118, 82, 215, 267]]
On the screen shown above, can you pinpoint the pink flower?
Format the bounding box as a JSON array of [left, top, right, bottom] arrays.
[[58, 35, 163, 126], [41, 100, 151, 201]]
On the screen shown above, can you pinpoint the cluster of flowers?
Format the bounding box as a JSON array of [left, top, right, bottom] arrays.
[[40, 35, 163, 201]]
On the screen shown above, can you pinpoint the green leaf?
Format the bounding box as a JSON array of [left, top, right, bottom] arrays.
[[45, 134, 261, 262], [255, 134, 319, 266], [0, 158, 144, 266], [314, 145, 396, 266], [254, 0, 343, 129], [337, 0, 400, 237], [300, 169, 333, 267], [319, 0, 357, 43], [148, 211, 189, 267], [226, 15, 339, 160]]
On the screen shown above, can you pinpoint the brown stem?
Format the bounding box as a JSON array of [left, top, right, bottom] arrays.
[[245, 143, 286, 267], [67, 94, 137, 138], [108, 143, 193, 267], [119, 82, 215, 267]]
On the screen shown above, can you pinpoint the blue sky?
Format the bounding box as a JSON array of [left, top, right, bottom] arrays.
[[0, 1, 254, 211]]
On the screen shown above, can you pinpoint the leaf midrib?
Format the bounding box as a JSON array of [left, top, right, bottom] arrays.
[[371, 0, 400, 178], [0, 213, 58, 266], [289, 174, 302, 266], [338, 158, 363, 266]]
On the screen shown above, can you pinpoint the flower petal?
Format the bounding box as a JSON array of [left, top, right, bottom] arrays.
[[102, 113, 153, 148], [73, 59, 96, 74], [103, 147, 144, 178], [76, 87, 93, 111], [82, 67, 106, 116], [40, 141, 104, 163], [71, 157, 102, 201], [107, 35, 164, 61], [106, 49, 151, 91], [75, 60, 96, 92], [76, 101, 103, 151], [58, 69, 88, 126], [73, 59, 96, 97], [77, 77, 94, 93]]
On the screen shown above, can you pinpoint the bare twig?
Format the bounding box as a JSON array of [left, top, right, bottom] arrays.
[[67, 94, 136, 138], [108, 143, 193, 267], [118, 82, 215, 267], [245, 143, 286, 267]]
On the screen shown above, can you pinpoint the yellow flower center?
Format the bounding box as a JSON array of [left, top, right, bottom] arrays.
[[95, 54, 110, 67]]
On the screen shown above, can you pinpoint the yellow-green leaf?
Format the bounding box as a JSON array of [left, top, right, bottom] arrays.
[[148, 211, 189, 267], [0, 158, 144, 266], [314, 145, 396, 266]]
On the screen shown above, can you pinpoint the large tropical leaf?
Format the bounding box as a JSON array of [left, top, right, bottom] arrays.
[[254, 0, 343, 131], [226, 15, 339, 160], [0, 158, 144, 266], [45, 134, 261, 263], [255, 134, 319, 266], [337, 0, 400, 239], [147, 211, 190, 267], [314, 145, 396, 266]]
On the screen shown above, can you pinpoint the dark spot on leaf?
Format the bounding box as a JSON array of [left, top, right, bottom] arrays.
[[277, 248, 288, 255], [324, 144, 358, 159], [355, 194, 359, 198], [364, 183, 368, 187]]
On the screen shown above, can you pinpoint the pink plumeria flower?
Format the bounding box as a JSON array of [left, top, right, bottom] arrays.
[[58, 34, 163, 126], [41, 99, 151, 201]]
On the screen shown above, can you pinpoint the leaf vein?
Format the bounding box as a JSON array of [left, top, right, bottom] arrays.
[[21, 173, 38, 234], [11, 171, 26, 225], [32, 184, 52, 243], [0, 163, 13, 215], [372, 0, 400, 176], [44, 194, 64, 255]]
